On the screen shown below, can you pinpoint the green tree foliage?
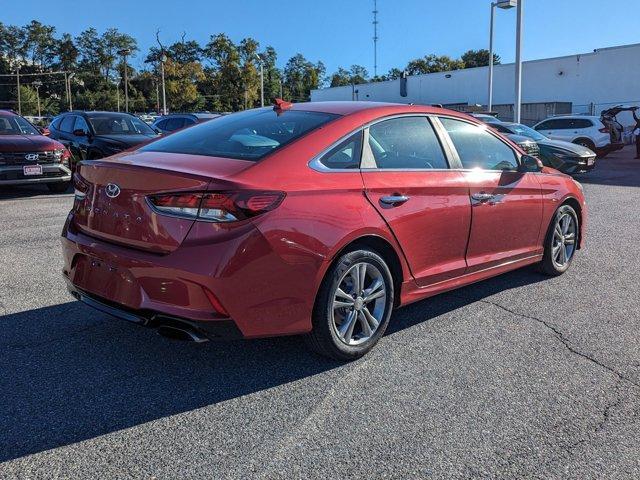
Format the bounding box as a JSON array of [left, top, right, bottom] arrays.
[[461, 49, 501, 68], [406, 54, 465, 75], [17, 85, 59, 116], [283, 54, 325, 102]]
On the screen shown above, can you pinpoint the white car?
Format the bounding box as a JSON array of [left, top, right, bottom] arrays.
[[533, 112, 624, 158]]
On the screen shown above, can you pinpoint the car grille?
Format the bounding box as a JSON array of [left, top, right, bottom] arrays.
[[0, 170, 67, 181], [519, 142, 540, 157], [0, 151, 59, 166]]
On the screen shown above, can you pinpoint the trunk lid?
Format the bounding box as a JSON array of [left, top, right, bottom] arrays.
[[73, 151, 253, 253]]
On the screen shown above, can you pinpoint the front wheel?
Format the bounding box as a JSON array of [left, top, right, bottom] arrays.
[[539, 205, 579, 276], [305, 249, 394, 361]]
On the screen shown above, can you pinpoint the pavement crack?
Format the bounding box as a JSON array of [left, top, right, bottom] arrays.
[[470, 297, 640, 390]]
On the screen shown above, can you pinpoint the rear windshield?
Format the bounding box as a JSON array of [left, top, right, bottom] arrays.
[[140, 108, 339, 160], [89, 114, 156, 136]]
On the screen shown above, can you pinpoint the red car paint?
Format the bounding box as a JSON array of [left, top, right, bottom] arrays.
[[61, 102, 586, 339]]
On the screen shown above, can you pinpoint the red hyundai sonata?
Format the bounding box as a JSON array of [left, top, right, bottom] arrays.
[[61, 101, 586, 360]]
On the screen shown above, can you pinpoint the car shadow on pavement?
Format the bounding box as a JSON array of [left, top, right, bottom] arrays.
[[0, 268, 546, 462]]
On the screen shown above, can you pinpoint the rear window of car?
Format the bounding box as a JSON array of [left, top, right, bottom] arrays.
[[140, 109, 339, 161]]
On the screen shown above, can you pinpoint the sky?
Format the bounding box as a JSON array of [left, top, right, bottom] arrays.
[[4, 0, 639, 76]]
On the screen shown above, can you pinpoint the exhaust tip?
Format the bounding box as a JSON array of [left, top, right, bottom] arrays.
[[157, 325, 209, 343]]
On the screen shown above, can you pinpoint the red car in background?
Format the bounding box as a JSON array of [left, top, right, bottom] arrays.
[[61, 101, 586, 360], [0, 110, 71, 192]]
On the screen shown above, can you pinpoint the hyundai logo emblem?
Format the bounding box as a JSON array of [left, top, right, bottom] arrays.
[[105, 183, 121, 198], [24, 153, 39, 161]]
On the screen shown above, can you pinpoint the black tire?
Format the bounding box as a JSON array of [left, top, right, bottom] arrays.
[[305, 249, 394, 361], [573, 138, 595, 150], [47, 182, 71, 193], [539, 204, 579, 276]]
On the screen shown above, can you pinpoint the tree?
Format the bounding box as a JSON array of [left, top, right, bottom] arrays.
[[329, 65, 369, 87], [17, 85, 59, 116], [203, 33, 243, 111], [461, 49, 500, 68], [23, 20, 57, 68], [56, 33, 78, 71], [283, 54, 324, 102], [406, 55, 464, 75]]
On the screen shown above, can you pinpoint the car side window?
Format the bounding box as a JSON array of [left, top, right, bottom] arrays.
[[439, 117, 519, 171], [185, 118, 196, 126], [492, 124, 511, 134], [60, 116, 76, 133], [74, 116, 90, 134], [165, 118, 185, 131], [156, 120, 168, 130], [571, 119, 593, 129], [319, 131, 363, 169], [367, 116, 448, 169]]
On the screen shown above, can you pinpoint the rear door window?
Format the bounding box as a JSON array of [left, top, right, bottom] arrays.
[[318, 132, 363, 169], [141, 109, 339, 161], [571, 119, 594, 129], [60, 116, 76, 133], [367, 116, 448, 169], [165, 118, 185, 131]]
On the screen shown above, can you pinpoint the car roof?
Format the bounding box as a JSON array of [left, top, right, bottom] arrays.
[[0, 110, 18, 117], [286, 101, 471, 118]]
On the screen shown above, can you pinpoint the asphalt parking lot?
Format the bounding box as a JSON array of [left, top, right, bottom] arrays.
[[0, 147, 639, 479]]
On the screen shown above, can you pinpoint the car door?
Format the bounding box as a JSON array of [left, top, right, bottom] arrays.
[[438, 117, 543, 272], [360, 116, 472, 287], [536, 118, 573, 142], [55, 115, 77, 155], [71, 116, 91, 162]]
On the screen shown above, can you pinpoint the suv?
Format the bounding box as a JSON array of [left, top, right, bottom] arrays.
[[0, 110, 71, 193], [48, 111, 159, 170], [533, 114, 623, 158], [151, 113, 221, 134]]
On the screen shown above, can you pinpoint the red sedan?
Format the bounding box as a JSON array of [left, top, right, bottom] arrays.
[[61, 101, 586, 360]]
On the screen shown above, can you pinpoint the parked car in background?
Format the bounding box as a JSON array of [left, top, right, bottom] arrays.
[[63, 102, 586, 360], [470, 113, 540, 157], [0, 110, 71, 192], [48, 111, 159, 169], [151, 113, 222, 134], [533, 113, 623, 158], [491, 122, 596, 174]]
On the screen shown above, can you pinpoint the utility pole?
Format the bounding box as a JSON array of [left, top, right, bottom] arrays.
[[33, 80, 42, 117], [372, 0, 379, 78], [514, 0, 524, 123], [16, 66, 21, 115], [255, 54, 264, 107], [118, 48, 131, 112], [67, 72, 75, 111], [160, 53, 167, 115]]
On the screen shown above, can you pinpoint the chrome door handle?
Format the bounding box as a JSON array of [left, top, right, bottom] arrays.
[[471, 192, 495, 202], [380, 195, 410, 205]]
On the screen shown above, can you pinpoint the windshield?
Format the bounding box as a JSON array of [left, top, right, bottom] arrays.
[[88, 114, 156, 136], [0, 115, 40, 135], [140, 108, 339, 160], [510, 124, 547, 141]]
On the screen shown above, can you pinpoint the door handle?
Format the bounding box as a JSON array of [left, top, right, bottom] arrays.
[[380, 195, 410, 205], [471, 192, 495, 202]]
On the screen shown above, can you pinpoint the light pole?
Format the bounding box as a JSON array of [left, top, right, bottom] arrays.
[[32, 80, 42, 117], [514, 0, 524, 123], [255, 54, 264, 107], [118, 48, 131, 112], [67, 72, 75, 111], [16, 66, 21, 115], [488, 0, 517, 112], [160, 53, 167, 115]]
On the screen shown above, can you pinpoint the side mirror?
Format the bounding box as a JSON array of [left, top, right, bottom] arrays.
[[519, 155, 543, 173], [38, 126, 50, 136], [72, 129, 87, 137]]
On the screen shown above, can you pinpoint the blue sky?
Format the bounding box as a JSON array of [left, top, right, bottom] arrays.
[[5, 0, 639, 75]]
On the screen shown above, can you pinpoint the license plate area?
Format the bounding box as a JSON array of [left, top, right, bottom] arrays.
[[23, 165, 43, 176]]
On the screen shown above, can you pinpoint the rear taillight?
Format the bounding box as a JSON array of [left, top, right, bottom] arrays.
[[599, 123, 610, 133], [148, 191, 285, 223], [73, 173, 89, 200]]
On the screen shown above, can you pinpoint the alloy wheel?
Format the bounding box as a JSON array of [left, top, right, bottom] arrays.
[[552, 213, 577, 268], [331, 262, 387, 346]]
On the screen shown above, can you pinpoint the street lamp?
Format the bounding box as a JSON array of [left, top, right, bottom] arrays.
[[32, 80, 42, 117], [16, 66, 21, 115], [118, 48, 131, 112], [255, 54, 264, 107], [160, 53, 167, 115], [488, 0, 517, 112]]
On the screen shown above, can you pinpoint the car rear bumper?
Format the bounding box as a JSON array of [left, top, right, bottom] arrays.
[[61, 213, 317, 339], [0, 164, 71, 185]]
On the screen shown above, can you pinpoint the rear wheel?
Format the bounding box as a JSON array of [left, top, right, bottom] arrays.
[[573, 138, 596, 151], [539, 205, 579, 276], [305, 249, 394, 361], [47, 182, 70, 193]]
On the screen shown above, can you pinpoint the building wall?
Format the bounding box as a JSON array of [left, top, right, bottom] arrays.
[[311, 43, 640, 126]]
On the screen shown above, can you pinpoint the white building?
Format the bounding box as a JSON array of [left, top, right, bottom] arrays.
[[311, 43, 640, 126]]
